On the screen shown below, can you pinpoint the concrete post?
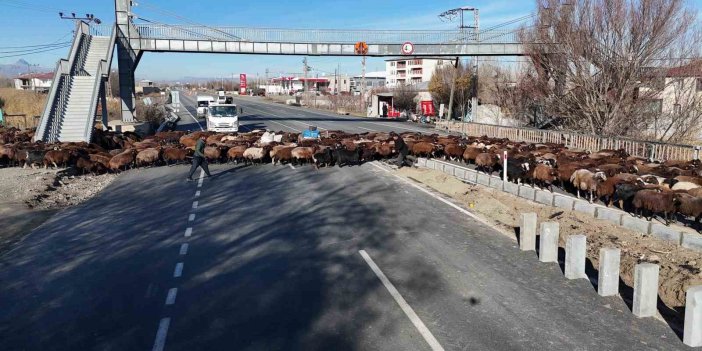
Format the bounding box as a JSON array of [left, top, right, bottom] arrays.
[[685, 286, 702, 347], [598, 248, 620, 297], [565, 235, 587, 279], [633, 263, 660, 318], [539, 222, 559, 263], [115, 0, 140, 122], [519, 213, 537, 251]]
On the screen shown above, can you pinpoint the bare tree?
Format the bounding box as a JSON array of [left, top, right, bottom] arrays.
[[429, 62, 474, 119], [521, 0, 700, 139], [393, 83, 417, 114]]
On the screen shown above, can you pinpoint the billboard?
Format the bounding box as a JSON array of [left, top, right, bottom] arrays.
[[239, 74, 247, 94]]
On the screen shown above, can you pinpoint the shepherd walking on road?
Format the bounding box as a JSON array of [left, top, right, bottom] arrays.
[[187, 135, 212, 181]]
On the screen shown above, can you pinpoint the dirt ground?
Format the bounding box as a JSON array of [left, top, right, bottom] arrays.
[[0, 167, 116, 255], [395, 167, 702, 313]]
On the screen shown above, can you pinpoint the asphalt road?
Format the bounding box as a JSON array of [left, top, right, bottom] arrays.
[[0, 96, 688, 350], [174, 92, 441, 135]]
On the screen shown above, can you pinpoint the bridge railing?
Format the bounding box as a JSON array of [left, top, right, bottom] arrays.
[[90, 23, 520, 44], [435, 121, 701, 161]]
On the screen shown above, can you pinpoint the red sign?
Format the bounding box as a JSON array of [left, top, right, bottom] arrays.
[[239, 74, 247, 94], [401, 42, 415, 55], [421, 101, 435, 116]]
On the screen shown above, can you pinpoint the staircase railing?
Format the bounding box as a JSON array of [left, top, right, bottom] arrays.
[[70, 34, 91, 76], [35, 21, 90, 142], [82, 24, 117, 142]]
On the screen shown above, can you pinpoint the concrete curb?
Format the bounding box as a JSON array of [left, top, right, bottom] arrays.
[[416, 158, 702, 253]]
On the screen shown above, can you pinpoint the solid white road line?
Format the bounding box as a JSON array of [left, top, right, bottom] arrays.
[[359, 250, 445, 351], [173, 262, 184, 278], [179, 243, 189, 255], [151, 318, 171, 351], [184, 227, 192, 237], [288, 164, 296, 170], [192, 201, 198, 209], [367, 162, 494, 228], [188, 214, 195, 222], [165, 288, 178, 305], [179, 95, 205, 131]]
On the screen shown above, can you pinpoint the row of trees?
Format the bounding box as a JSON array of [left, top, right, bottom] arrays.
[[516, 0, 702, 143]]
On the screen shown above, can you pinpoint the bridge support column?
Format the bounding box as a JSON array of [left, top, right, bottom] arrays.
[[115, 0, 141, 123]]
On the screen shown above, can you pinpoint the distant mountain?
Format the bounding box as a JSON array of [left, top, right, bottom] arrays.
[[0, 60, 51, 78]]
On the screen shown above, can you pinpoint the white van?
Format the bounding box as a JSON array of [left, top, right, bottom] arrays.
[[206, 102, 243, 133], [196, 95, 215, 117]]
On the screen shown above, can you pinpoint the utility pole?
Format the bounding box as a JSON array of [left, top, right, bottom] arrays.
[[440, 6, 479, 128], [361, 56, 367, 112], [302, 57, 309, 93]]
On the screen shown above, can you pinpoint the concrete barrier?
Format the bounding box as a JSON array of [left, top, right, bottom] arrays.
[[573, 200, 597, 217], [518, 186, 536, 202], [417, 158, 427, 167], [539, 222, 560, 263], [598, 248, 621, 297], [434, 162, 444, 172], [503, 181, 519, 196], [535, 190, 554, 206], [649, 223, 683, 244], [463, 170, 477, 183], [684, 285, 702, 347], [489, 177, 504, 191], [520, 213, 537, 251], [565, 235, 587, 279], [682, 233, 702, 251], [633, 263, 660, 318], [621, 216, 651, 234], [455, 168, 466, 180], [425, 159, 435, 170], [553, 194, 575, 210], [476, 173, 491, 186], [443, 165, 455, 176], [595, 207, 623, 226]]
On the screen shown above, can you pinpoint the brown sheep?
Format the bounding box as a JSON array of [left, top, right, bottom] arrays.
[[291, 147, 316, 165], [674, 176, 702, 186], [43, 149, 72, 169], [76, 157, 105, 175], [570, 169, 607, 203], [204, 146, 227, 163], [271, 146, 295, 165], [136, 148, 161, 167], [674, 193, 702, 230], [227, 145, 248, 164], [532, 164, 558, 191], [633, 190, 676, 224], [443, 143, 465, 161], [411, 142, 436, 157], [89, 153, 112, 169], [462, 146, 483, 164], [163, 148, 192, 165], [108, 149, 137, 172], [475, 152, 499, 174], [597, 173, 641, 206], [687, 188, 702, 198]]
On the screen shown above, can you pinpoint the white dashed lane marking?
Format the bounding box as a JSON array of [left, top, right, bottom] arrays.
[[188, 214, 195, 221], [173, 263, 184, 278], [192, 201, 198, 209], [195, 190, 201, 197], [184, 227, 192, 237], [151, 318, 171, 351], [179, 243, 189, 255], [165, 288, 178, 306]]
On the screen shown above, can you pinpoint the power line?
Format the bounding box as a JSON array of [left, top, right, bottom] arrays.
[[4, 0, 72, 14], [0, 44, 70, 59], [138, 0, 243, 41], [0, 42, 71, 53], [481, 13, 536, 32]]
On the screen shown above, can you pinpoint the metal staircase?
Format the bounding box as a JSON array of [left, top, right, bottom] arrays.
[[36, 22, 115, 143]]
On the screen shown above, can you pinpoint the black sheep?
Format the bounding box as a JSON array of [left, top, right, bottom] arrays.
[[335, 148, 362, 167], [313, 148, 335, 169]]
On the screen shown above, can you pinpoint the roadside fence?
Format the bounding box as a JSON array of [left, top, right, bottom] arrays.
[[436, 121, 700, 161]]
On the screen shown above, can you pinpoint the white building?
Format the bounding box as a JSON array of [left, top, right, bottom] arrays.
[[351, 71, 387, 93], [13, 72, 53, 92], [385, 58, 449, 88], [327, 75, 351, 94]]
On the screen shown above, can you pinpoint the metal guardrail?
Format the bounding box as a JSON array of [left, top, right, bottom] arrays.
[[91, 24, 520, 44], [435, 121, 700, 161]]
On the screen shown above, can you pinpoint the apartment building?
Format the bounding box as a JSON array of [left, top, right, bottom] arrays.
[[385, 58, 448, 88]]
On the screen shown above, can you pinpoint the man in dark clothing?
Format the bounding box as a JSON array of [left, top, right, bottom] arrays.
[[382, 103, 388, 117], [187, 135, 212, 181], [387, 133, 415, 168]]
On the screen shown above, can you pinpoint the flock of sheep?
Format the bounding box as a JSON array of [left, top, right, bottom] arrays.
[[2, 126, 702, 231]]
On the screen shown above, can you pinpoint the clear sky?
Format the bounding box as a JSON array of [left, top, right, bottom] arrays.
[[1, 0, 700, 81]]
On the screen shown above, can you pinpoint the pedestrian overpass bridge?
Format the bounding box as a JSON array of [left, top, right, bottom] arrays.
[[35, 0, 529, 143]]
